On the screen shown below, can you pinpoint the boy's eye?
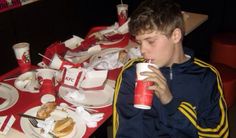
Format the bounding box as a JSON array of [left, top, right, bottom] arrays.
[[147, 39, 156, 44]]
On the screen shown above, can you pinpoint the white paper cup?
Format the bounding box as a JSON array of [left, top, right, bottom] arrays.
[[136, 63, 157, 80], [117, 4, 128, 26], [36, 68, 56, 82], [12, 42, 31, 73], [134, 62, 158, 109]]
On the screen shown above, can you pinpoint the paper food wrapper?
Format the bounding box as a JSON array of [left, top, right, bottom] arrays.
[[80, 70, 108, 90], [61, 68, 86, 89], [64, 35, 84, 50], [0, 115, 16, 135]]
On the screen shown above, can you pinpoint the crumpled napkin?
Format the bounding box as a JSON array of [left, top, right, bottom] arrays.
[[36, 117, 55, 136], [127, 46, 142, 59], [75, 106, 104, 128], [64, 35, 84, 50], [89, 51, 123, 70], [65, 88, 85, 102], [80, 68, 108, 90]]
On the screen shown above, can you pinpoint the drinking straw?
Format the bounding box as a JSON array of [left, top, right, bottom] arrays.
[[3, 77, 18, 81], [121, 0, 123, 5], [38, 53, 52, 61], [148, 59, 151, 63]]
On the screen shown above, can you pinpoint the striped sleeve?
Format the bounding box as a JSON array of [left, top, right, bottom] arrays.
[[112, 58, 144, 138], [177, 58, 229, 138]]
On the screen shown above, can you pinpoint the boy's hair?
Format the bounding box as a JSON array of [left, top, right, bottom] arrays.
[[129, 0, 185, 38]]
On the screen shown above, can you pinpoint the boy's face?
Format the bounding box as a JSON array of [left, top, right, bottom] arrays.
[[135, 30, 177, 67]]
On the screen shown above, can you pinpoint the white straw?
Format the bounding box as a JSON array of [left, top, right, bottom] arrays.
[[121, 0, 123, 4], [4, 77, 18, 81], [38, 53, 52, 61]]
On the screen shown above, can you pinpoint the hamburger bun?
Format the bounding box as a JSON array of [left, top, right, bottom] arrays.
[[53, 117, 75, 137], [36, 102, 57, 119]]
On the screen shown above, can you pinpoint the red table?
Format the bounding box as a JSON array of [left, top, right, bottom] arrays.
[[0, 67, 113, 138]]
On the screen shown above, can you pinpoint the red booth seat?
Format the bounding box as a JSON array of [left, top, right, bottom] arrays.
[[211, 33, 236, 108]]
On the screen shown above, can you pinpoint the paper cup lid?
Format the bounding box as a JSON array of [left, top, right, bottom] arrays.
[[41, 94, 56, 104]]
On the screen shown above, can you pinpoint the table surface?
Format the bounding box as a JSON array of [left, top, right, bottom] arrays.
[[0, 11, 208, 138], [184, 11, 208, 35], [0, 67, 114, 138]]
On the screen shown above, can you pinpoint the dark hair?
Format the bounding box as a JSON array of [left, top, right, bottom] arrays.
[[129, 0, 185, 38]]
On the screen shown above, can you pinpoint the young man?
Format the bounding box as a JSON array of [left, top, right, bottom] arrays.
[[113, 0, 229, 137]]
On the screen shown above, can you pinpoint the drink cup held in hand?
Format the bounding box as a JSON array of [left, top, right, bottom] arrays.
[[134, 62, 157, 109], [117, 4, 128, 26], [12, 42, 31, 73]]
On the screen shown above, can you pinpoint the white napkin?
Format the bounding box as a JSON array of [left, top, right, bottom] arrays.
[[64, 45, 101, 64], [89, 52, 123, 70], [64, 35, 84, 50], [37, 117, 55, 136], [80, 69, 108, 89], [65, 88, 85, 102], [127, 46, 142, 59], [75, 106, 104, 128], [15, 72, 40, 92]]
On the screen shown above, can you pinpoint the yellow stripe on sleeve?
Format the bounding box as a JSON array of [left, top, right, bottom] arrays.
[[112, 58, 144, 138], [176, 58, 229, 137]]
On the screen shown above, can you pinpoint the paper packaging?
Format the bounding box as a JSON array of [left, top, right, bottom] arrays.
[[61, 68, 86, 89], [12, 42, 31, 73], [80, 70, 108, 90], [64, 35, 84, 50], [0, 115, 16, 135], [49, 54, 75, 70], [116, 4, 128, 26], [134, 62, 157, 109]]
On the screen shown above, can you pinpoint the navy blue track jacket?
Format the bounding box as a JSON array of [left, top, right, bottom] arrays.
[[113, 51, 229, 138]]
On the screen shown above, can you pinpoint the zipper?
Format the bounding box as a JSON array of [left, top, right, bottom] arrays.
[[170, 67, 173, 80]]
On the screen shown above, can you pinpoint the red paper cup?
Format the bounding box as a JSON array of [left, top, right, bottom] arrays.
[[39, 79, 55, 95], [134, 80, 154, 109], [36, 68, 57, 96], [134, 62, 158, 109], [12, 42, 31, 73], [117, 4, 128, 26]]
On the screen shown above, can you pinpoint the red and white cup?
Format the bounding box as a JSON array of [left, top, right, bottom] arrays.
[[12, 42, 31, 73], [134, 62, 157, 109], [36, 69, 57, 96], [117, 4, 128, 26]]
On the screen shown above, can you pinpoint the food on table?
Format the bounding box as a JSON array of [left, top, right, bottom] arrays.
[[118, 50, 129, 64], [53, 117, 75, 137], [36, 102, 57, 119]]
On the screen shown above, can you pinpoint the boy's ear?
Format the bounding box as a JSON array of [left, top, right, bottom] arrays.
[[171, 28, 182, 43]]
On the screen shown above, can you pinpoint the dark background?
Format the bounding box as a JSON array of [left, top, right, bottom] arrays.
[[0, 0, 235, 75]]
